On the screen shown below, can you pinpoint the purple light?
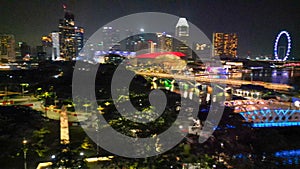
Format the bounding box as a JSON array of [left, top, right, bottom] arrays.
[[274, 30, 291, 61]]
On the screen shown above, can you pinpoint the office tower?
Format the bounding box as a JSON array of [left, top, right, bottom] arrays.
[[41, 35, 53, 60], [147, 40, 156, 53], [102, 27, 120, 50], [0, 34, 15, 62], [174, 18, 191, 57], [175, 18, 189, 44], [75, 27, 84, 54], [59, 6, 76, 60], [18, 42, 31, 57], [157, 32, 173, 52], [36, 45, 47, 61], [51, 32, 60, 60], [122, 29, 135, 51], [213, 33, 238, 58], [42, 35, 52, 47]]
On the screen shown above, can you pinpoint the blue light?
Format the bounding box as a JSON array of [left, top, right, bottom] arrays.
[[275, 149, 300, 158], [94, 50, 133, 57], [252, 122, 300, 128], [225, 124, 236, 129]]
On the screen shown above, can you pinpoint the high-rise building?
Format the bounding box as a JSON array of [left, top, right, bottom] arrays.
[[75, 27, 84, 54], [157, 32, 173, 52], [59, 7, 76, 60], [102, 27, 120, 50], [36, 45, 47, 61], [174, 18, 191, 57], [18, 42, 31, 57], [175, 18, 189, 44], [42, 35, 52, 47], [147, 40, 156, 53], [51, 32, 60, 60], [122, 29, 135, 51], [41, 35, 53, 60], [0, 34, 15, 62], [212, 33, 238, 58]]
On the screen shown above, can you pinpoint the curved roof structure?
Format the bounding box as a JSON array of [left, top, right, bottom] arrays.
[[136, 52, 186, 59]]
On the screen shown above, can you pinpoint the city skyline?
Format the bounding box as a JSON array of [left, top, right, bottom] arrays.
[[0, 0, 299, 58]]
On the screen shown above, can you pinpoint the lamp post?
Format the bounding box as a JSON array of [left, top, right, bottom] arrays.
[[83, 103, 91, 113], [22, 138, 28, 169], [20, 83, 29, 97], [96, 106, 105, 156]]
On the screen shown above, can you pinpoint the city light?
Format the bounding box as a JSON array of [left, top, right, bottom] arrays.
[[252, 122, 300, 128], [1, 2, 300, 169], [274, 30, 291, 61]]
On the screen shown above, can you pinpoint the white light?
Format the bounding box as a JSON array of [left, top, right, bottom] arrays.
[[51, 155, 55, 159], [80, 152, 84, 156], [294, 100, 300, 107], [274, 30, 291, 61], [140, 28, 144, 32]]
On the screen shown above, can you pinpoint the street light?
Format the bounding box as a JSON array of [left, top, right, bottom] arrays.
[[22, 138, 28, 169], [20, 83, 29, 97], [96, 106, 105, 156], [82, 103, 91, 113], [51, 155, 56, 159]]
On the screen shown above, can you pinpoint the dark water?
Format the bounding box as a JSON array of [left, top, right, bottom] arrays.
[[230, 68, 300, 90]]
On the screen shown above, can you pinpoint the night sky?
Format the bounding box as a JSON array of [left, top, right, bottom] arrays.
[[1, 0, 299, 58]]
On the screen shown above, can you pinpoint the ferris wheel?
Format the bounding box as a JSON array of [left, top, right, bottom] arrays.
[[274, 30, 291, 61]]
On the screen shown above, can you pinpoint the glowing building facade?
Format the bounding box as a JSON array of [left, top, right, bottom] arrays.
[[102, 27, 120, 50], [75, 27, 84, 54], [213, 33, 238, 58], [174, 18, 191, 57], [59, 9, 76, 60], [51, 32, 60, 60], [0, 34, 15, 62], [157, 32, 173, 52]]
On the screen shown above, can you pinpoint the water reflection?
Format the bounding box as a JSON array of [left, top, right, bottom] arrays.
[[234, 149, 300, 166], [228, 69, 300, 89]]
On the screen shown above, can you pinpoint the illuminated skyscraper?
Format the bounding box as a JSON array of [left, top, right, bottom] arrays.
[[175, 18, 189, 44], [75, 27, 84, 54], [51, 32, 60, 60], [41, 35, 54, 60], [102, 27, 120, 50], [18, 42, 31, 57], [174, 18, 191, 57], [0, 34, 15, 62], [147, 40, 156, 53], [157, 32, 173, 52], [213, 33, 238, 58], [59, 5, 76, 60]]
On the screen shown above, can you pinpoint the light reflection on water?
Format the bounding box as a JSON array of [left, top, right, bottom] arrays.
[[235, 149, 300, 166], [275, 149, 300, 165], [228, 69, 300, 90]]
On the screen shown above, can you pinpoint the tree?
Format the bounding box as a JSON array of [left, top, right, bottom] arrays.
[[31, 128, 50, 157]]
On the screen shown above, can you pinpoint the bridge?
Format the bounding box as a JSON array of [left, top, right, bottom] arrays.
[[136, 71, 300, 128], [224, 99, 300, 127], [135, 71, 293, 92]]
